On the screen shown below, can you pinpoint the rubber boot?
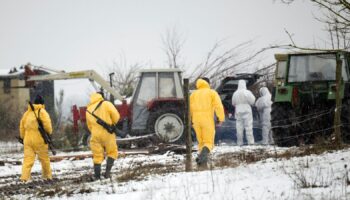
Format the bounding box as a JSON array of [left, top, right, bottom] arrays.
[[94, 164, 101, 180], [195, 156, 199, 164], [104, 157, 115, 179], [197, 146, 210, 168]]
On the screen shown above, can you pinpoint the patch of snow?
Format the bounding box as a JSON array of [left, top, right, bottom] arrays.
[[1, 145, 350, 199]]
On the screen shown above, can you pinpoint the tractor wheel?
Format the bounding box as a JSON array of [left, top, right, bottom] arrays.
[[341, 99, 350, 143], [271, 103, 298, 147], [147, 108, 185, 143]]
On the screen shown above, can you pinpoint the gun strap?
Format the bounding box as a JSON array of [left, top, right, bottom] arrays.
[[29, 101, 41, 127], [93, 100, 104, 114], [86, 100, 115, 132], [86, 100, 104, 118]]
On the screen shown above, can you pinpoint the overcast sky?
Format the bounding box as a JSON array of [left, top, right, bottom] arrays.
[[0, 0, 327, 69], [0, 0, 328, 114]]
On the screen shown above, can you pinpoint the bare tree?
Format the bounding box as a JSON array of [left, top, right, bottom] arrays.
[[252, 62, 276, 92], [107, 55, 143, 98], [188, 39, 273, 88], [280, 0, 350, 50], [161, 28, 277, 88], [326, 22, 350, 49], [0, 98, 22, 141], [161, 27, 186, 69], [54, 89, 64, 130]]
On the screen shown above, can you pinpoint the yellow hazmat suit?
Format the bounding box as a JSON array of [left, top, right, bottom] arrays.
[[20, 104, 53, 181], [86, 93, 120, 164], [190, 79, 225, 152]]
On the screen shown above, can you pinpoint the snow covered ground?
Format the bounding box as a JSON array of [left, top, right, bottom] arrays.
[[1, 144, 350, 200]]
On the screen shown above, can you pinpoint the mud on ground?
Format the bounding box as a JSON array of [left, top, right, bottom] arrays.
[[0, 144, 341, 199]]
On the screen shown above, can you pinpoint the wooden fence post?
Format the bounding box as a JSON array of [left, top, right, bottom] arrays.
[[334, 53, 343, 147], [184, 78, 192, 171]]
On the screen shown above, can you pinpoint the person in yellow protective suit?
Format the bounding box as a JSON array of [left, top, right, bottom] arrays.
[[86, 92, 120, 179], [20, 95, 53, 182], [190, 78, 225, 167]]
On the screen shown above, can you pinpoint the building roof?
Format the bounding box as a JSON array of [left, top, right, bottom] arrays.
[[0, 68, 24, 78]]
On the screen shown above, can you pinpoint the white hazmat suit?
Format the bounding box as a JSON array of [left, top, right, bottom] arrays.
[[232, 80, 256, 145], [255, 87, 273, 145]]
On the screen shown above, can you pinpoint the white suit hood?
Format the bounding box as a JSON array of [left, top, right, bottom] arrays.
[[255, 87, 272, 110], [238, 80, 247, 90], [259, 87, 271, 97], [231, 79, 256, 116]]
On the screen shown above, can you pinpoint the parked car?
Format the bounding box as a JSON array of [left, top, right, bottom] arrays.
[[214, 74, 263, 145]]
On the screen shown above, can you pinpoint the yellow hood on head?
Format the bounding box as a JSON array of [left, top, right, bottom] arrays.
[[196, 79, 210, 89], [89, 93, 104, 106]]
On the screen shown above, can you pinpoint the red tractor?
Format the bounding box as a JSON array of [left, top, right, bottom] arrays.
[[28, 69, 186, 145]]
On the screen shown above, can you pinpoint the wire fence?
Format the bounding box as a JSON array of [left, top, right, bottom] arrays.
[[0, 104, 348, 155], [270, 107, 334, 124], [270, 104, 347, 145]]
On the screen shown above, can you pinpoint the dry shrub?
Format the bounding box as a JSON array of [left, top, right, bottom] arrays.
[[214, 154, 239, 168], [117, 163, 181, 182], [52, 123, 88, 151], [0, 98, 22, 141], [282, 159, 334, 189]]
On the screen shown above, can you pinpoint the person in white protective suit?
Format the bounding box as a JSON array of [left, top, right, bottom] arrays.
[[232, 80, 256, 145], [255, 87, 273, 145]]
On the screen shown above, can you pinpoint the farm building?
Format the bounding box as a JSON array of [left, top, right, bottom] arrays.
[[0, 64, 55, 115]]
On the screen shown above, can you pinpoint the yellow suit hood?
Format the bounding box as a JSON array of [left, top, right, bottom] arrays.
[[196, 79, 210, 89], [88, 93, 104, 106]]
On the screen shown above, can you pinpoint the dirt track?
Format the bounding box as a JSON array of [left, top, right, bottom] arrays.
[[0, 146, 310, 199]]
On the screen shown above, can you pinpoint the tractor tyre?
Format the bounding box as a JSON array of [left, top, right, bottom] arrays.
[[147, 108, 185, 144], [271, 103, 298, 147], [341, 99, 350, 143]]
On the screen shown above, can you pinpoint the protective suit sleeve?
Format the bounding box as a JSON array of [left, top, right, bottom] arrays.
[[86, 110, 93, 131], [106, 101, 120, 124], [212, 91, 225, 122], [40, 109, 53, 134], [255, 98, 263, 111], [189, 94, 194, 119], [246, 91, 256, 105], [19, 111, 28, 139], [256, 97, 272, 110], [231, 94, 237, 106]]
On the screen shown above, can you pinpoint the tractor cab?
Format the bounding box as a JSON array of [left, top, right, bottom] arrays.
[[129, 69, 185, 142], [272, 51, 350, 146]]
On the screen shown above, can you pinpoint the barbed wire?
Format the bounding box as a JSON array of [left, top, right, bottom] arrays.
[[270, 107, 335, 124], [1, 105, 349, 154], [273, 125, 340, 143], [271, 111, 333, 129]]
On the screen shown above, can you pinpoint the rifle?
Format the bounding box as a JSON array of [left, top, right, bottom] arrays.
[[86, 101, 126, 137], [28, 101, 56, 155], [88, 110, 116, 133], [15, 136, 23, 144]]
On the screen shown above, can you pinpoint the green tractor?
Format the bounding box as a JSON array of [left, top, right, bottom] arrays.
[[271, 51, 350, 146]]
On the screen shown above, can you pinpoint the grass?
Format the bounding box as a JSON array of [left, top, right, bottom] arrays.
[[117, 163, 181, 183]]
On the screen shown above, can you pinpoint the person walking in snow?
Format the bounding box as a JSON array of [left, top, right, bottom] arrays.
[[86, 92, 120, 179], [255, 87, 273, 145], [190, 78, 225, 167], [232, 80, 256, 145], [19, 95, 53, 182]]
